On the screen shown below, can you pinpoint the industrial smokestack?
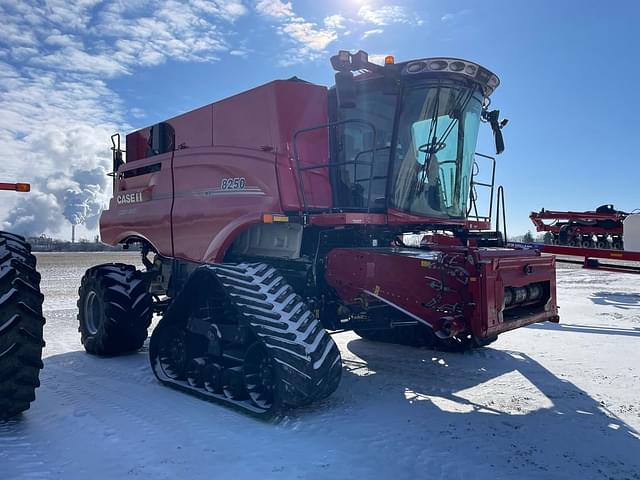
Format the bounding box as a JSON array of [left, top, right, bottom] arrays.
[[71, 224, 75, 243]]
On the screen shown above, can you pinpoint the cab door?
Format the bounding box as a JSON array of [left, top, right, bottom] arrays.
[[100, 126, 174, 256]]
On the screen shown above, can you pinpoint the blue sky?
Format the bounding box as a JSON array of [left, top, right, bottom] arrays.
[[1, 0, 639, 239]]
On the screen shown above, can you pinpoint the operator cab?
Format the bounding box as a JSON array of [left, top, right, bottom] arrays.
[[325, 51, 505, 222]]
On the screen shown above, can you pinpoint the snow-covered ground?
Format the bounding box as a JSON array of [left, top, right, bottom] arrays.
[[2, 252, 639, 480]]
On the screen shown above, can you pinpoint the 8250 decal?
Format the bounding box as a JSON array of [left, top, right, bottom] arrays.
[[220, 177, 246, 190]]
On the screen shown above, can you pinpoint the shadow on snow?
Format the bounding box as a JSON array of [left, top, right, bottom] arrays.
[[590, 291, 640, 310]]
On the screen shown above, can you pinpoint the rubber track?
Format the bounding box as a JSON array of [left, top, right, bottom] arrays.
[[77, 263, 152, 355], [151, 262, 342, 414], [0, 231, 45, 419]]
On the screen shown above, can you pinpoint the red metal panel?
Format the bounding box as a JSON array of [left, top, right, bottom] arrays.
[[125, 130, 148, 163], [100, 153, 174, 256], [171, 105, 213, 150], [212, 83, 277, 149], [308, 212, 387, 226], [476, 250, 557, 336], [170, 147, 281, 263], [325, 246, 558, 340], [538, 243, 640, 261], [272, 81, 331, 211]]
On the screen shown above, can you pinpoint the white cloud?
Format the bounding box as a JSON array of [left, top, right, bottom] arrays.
[[358, 4, 421, 26], [254, 2, 342, 64], [44, 32, 84, 48], [255, 0, 294, 19], [0, 0, 250, 238], [324, 14, 347, 30], [441, 9, 471, 22], [130, 107, 146, 119], [191, 0, 248, 21], [280, 20, 337, 51], [362, 28, 384, 39]]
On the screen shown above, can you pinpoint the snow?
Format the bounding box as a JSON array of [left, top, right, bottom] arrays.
[[2, 252, 639, 480]]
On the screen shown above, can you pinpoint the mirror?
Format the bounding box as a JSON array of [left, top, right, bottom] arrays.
[[494, 127, 505, 155], [483, 110, 506, 155]]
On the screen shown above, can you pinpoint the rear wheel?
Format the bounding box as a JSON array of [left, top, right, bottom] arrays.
[[0, 232, 45, 419], [77, 264, 152, 356]]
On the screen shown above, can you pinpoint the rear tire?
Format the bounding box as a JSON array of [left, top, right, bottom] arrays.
[[0, 232, 45, 419], [77, 264, 152, 356]]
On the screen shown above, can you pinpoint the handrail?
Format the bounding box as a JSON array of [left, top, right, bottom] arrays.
[[467, 152, 496, 223], [496, 185, 507, 244], [292, 119, 378, 214], [110, 133, 125, 192]]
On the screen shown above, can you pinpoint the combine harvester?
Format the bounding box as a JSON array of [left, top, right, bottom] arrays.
[[0, 182, 45, 419], [77, 50, 559, 415], [521, 206, 640, 274]]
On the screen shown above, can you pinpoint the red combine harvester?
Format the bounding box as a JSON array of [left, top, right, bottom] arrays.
[[0, 182, 45, 419], [78, 51, 559, 415], [530, 205, 628, 249]]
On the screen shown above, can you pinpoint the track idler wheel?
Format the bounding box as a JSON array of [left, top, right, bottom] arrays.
[[159, 327, 188, 380], [203, 362, 224, 394], [187, 357, 206, 388], [243, 343, 278, 410], [222, 366, 248, 401]]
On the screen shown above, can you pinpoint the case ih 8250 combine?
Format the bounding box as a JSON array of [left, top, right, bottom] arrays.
[[77, 51, 559, 415], [0, 182, 45, 419]]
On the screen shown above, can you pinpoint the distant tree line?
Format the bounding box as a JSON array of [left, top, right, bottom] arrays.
[[512, 231, 552, 243], [27, 235, 128, 252]]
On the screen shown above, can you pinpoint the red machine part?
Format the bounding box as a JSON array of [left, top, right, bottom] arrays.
[[530, 208, 625, 239], [325, 246, 558, 340], [0, 182, 30, 192], [510, 242, 640, 275]]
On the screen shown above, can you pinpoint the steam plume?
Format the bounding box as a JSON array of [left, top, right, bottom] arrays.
[[2, 167, 109, 237]]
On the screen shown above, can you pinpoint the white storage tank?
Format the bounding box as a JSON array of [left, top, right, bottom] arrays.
[[623, 214, 640, 251]]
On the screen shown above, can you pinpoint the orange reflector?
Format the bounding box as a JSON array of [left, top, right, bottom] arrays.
[[15, 183, 30, 192], [262, 213, 288, 223], [384, 55, 395, 65]]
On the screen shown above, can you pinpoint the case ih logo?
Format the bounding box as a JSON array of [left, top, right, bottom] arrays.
[[117, 192, 146, 204]]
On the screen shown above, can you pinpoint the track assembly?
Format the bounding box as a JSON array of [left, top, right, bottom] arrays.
[[149, 263, 342, 415]]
